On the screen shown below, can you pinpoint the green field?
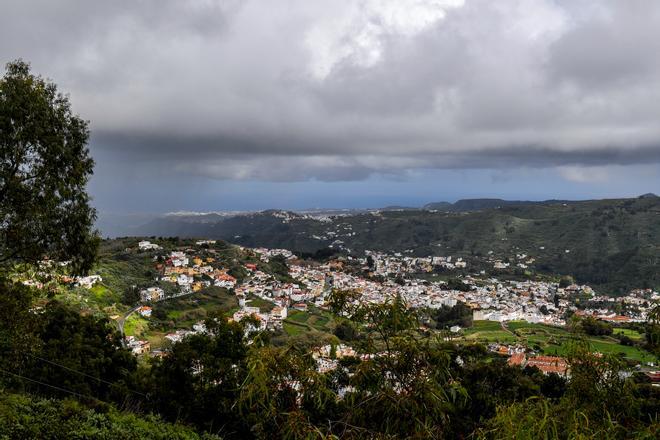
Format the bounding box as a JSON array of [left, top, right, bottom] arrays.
[[459, 321, 655, 363], [124, 313, 149, 337], [613, 328, 644, 340], [88, 284, 120, 307], [283, 308, 336, 336], [283, 321, 307, 336], [462, 320, 516, 343]]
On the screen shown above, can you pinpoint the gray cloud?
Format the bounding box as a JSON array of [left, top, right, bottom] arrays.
[[2, 0, 660, 184]]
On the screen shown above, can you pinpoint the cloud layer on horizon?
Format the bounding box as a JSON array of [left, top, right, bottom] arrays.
[[2, 0, 660, 183]]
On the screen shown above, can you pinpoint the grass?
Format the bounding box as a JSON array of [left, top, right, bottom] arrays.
[[288, 311, 309, 323], [155, 287, 237, 318], [124, 314, 149, 337], [283, 308, 336, 336], [283, 321, 307, 336], [613, 328, 644, 340], [458, 320, 655, 363], [95, 255, 156, 297], [166, 310, 183, 319], [463, 320, 516, 343], [586, 339, 654, 363], [88, 284, 119, 305]]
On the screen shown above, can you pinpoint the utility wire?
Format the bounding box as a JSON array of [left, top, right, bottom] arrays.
[[25, 352, 148, 398], [0, 367, 103, 403]]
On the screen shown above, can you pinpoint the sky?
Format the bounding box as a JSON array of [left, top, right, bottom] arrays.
[[2, 0, 660, 221]]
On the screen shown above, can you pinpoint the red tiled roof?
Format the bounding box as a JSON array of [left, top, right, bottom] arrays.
[[508, 353, 526, 366]]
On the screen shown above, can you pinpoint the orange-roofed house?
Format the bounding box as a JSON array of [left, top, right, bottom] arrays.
[[508, 353, 526, 366], [526, 355, 569, 377]]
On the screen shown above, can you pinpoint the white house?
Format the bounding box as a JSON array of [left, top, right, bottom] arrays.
[[76, 275, 102, 289], [177, 274, 193, 287], [138, 240, 161, 251], [140, 287, 164, 302]]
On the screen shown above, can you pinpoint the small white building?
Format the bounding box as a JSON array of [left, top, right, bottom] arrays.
[[138, 240, 161, 251], [76, 275, 102, 289], [177, 274, 193, 287]]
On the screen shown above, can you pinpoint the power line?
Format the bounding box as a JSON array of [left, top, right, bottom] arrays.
[[0, 367, 102, 403], [24, 352, 148, 398]]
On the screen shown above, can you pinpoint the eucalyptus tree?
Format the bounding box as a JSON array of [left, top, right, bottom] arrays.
[[0, 60, 98, 274]]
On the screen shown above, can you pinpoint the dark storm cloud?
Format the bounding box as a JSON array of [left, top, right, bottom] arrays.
[[2, 0, 660, 183]]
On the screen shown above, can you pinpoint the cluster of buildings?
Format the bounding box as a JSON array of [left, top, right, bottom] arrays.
[[508, 352, 569, 376], [573, 288, 658, 323], [138, 247, 241, 302], [231, 304, 288, 332], [125, 335, 150, 355], [366, 251, 467, 274], [74, 274, 103, 289], [109, 240, 658, 362], [286, 259, 566, 324], [163, 321, 207, 344], [489, 343, 569, 376], [254, 249, 657, 329], [140, 287, 164, 302], [312, 344, 357, 373]]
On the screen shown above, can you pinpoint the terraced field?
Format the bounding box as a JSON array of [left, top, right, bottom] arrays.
[[460, 320, 655, 363], [283, 308, 336, 336], [462, 320, 516, 343]]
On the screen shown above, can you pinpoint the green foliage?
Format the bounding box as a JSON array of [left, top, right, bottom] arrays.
[[148, 287, 238, 334], [0, 60, 98, 274], [326, 289, 361, 316], [646, 302, 660, 357], [477, 343, 660, 439], [443, 277, 472, 292], [0, 277, 39, 374], [580, 316, 614, 336], [147, 315, 249, 437], [22, 301, 137, 404], [122, 284, 141, 306], [559, 275, 574, 288], [427, 301, 473, 329], [263, 254, 294, 283], [453, 359, 549, 435], [0, 392, 220, 439], [333, 320, 357, 341]]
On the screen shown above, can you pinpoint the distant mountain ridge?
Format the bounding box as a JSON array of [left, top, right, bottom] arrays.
[[423, 198, 579, 212]]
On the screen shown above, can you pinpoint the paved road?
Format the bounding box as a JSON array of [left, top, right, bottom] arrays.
[[117, 305, 141, 337]]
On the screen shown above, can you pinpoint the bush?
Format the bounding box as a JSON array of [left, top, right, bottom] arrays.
[[0, 392, 219, 439]]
